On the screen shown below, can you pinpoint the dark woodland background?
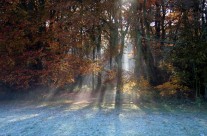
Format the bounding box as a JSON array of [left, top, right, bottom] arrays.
[[0, 0, 207, 107]]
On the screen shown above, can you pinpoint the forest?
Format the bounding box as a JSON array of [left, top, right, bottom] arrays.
[[1, 0, 207, 104], [1, 0, 207, 135]]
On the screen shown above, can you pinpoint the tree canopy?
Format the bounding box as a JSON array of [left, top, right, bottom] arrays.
[[0, 0, 207, 101]]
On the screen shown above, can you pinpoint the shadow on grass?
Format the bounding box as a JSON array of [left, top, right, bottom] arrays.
[[1, 98, 207, 136]]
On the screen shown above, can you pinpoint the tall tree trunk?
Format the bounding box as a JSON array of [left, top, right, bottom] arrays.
[[92, 47, 95, 93], [161, 0, 166, 47], [134, 25, 143, 78], [201, 0, 207, 40], [132, 1, 143, 79], [142, 0, 159, 85], [114, 6, 129, 109], [95, 27, 102, 93], [115, 33, 124, 110], [155, 2, 161, 40], [115, 55, 123, 109], [109, 27, 118, 69]]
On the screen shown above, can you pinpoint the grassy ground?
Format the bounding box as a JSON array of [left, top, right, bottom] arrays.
[[0, 95, 207, 136], [0, 88, 207, 136]]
